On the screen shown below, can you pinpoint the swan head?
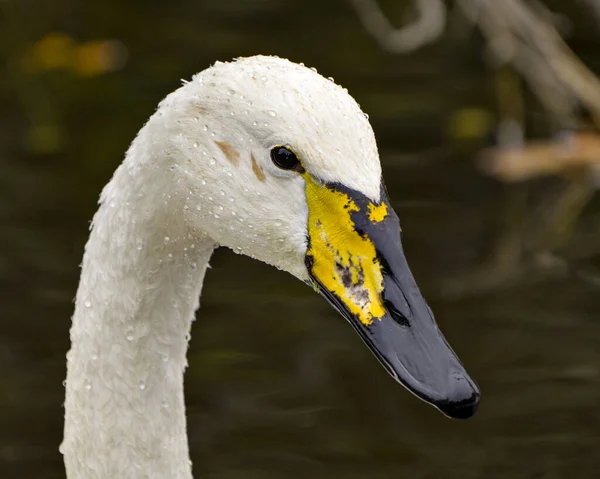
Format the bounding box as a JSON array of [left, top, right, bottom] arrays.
[[150, 55, 479, 419]]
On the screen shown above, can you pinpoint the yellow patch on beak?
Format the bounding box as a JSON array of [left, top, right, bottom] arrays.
[[368, 202, 388, 222], [304, 176, 386, 326]]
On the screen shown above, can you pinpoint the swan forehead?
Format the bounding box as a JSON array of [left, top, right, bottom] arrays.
[[192, 56, 382, 201]]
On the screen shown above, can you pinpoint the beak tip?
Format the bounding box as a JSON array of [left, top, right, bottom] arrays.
[[435, 378, 480, 420]]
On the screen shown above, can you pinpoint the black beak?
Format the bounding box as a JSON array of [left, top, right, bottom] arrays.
[[306, 183, 480, 419]]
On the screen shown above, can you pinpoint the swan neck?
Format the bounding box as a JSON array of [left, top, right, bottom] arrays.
[[63, 154, 214, 478]]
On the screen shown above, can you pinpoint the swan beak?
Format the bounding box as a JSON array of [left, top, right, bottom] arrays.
[[304, 180, 480, 419]]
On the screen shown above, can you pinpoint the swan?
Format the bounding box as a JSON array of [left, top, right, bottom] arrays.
[[62, 55, 480, 478]]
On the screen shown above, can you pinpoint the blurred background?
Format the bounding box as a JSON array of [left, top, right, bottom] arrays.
[[2, 0, 600, 477]]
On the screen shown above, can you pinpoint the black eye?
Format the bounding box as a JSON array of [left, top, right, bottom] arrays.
[[270, 145, 303, 172]]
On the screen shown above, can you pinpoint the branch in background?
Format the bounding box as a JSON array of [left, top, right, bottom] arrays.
[[480, 131, 600, 182], [351, 0, 600, 125], [351, 0, 600, 182], [348, 0, 447, 53], [457, 0, 600, 124]]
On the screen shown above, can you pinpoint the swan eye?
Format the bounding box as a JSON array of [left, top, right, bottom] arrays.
[[270, 145, 303, 172]]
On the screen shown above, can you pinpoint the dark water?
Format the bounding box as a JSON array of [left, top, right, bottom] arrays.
[[1, 1, 600, 477]]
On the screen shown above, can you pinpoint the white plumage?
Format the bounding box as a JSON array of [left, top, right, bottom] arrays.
[[62, 56, 384, 478]]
